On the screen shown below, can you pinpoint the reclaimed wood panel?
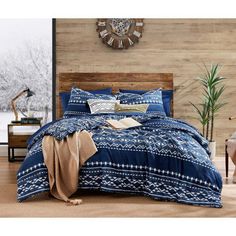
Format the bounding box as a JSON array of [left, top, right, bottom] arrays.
[[56, 19, 236, 155], [57, 73, 173, 118]]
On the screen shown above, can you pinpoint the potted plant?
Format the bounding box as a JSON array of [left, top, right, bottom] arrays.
[[190, 64, 226, 159]]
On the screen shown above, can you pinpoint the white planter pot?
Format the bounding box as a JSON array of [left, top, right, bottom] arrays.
[[209, 141, 216, 160]]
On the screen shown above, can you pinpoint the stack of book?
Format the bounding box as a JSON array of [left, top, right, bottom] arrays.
[[21, 117, 41, 124]]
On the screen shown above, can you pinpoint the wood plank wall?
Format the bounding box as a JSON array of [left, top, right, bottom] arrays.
[[56, 19, 236, 155]]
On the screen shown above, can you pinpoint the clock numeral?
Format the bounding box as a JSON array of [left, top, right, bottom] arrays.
[[98, 21, 106, 26], [107, 37, 114, 46], [100, 29, 109, 38], [135, 22, 143, 27], [128, 37, 134, 46], [133, 30, 141, 38], [118, 40, 123, 48]]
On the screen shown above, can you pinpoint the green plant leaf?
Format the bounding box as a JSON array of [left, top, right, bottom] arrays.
[[191, 63, 226, 141]]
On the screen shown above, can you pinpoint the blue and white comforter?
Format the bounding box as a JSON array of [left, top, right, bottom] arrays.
[[17, 112, 222, 207]]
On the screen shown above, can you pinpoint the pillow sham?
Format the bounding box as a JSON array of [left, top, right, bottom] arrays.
[[115, 103, 149, 113], [60, 88, 113, 112], [116, 89, 166, 115], [119, 89, 173, 117], [63, 88, 115, 117], [88, 99, 119, 114]]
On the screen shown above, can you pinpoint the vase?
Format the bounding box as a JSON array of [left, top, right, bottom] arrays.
[[209, 141, 216, 160]]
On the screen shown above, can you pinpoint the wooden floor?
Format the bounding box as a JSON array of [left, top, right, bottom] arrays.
[[0, 157, 21, 185], [0, 155, 235, 217]]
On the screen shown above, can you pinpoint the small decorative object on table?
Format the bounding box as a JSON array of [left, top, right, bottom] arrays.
[[190, 64, 226, 159], [21, 117, 42, 125]]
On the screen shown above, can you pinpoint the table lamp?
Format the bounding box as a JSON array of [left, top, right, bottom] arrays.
[[11, 88, 35, 123]]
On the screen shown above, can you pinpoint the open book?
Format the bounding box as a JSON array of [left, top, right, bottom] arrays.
[[106, 117, 142, 130]]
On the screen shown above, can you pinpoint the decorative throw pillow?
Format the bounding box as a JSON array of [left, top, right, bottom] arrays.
[[116, 89, 166, 115], [115, 103, 149, 113], [87, 99, 119, 114], [119, 89, 173, 117], [60, 88, 112, 112], [63, 88, 115, 117]]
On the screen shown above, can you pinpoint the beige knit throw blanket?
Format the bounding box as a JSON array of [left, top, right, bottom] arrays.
[[42, 130, 97, 205]]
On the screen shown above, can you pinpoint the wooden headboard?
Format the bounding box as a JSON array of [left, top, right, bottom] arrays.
[[57, 73, 173, 119]]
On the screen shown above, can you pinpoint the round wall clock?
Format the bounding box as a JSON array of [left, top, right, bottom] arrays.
[[96, 18, 144, 49]]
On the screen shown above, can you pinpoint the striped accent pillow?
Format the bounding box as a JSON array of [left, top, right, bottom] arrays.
[[115, 103, 149, 113], [116, 89, 166, 115], [87, 99, 120, 114]]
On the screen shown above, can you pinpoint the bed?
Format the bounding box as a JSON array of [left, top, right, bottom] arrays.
[[17, 73, 222, 207]]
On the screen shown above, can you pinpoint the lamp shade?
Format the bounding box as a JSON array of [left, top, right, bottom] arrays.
[[26, 88, 35, 97]]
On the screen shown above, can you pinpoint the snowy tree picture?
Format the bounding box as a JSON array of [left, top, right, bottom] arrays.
[[0, 43, 52, 111], [0, 19, 52, 142]]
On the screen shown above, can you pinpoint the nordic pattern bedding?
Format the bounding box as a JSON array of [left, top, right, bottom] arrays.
[[116, 90, 166, 115], [120, 89, 173, 117], [17, 112, 222, 207]]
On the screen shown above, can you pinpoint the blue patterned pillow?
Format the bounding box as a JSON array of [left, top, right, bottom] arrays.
[[60, 88, 112, 112], [119, 89, 173, 117], [116, 89, 166, 115], [63, 88, 115, 117]]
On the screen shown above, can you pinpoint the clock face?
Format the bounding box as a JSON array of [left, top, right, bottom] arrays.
[[97, 18, 144, 49]]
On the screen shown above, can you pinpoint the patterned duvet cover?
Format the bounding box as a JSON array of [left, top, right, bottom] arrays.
[[17, 112, 222, 207]]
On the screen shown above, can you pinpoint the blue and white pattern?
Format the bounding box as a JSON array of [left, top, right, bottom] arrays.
[[63, 88, 115, 117], [87, 99, 119, 114], [119, 89, 173, 117], [17, 112, 222, 207], [116, 90, 166, 115], [59, 88, 112, 112]]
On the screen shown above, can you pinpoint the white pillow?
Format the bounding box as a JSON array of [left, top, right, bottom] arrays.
[[87, 99, 120, 114]]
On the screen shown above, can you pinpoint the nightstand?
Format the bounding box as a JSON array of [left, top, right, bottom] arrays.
[[8, 123, 41, 162]]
